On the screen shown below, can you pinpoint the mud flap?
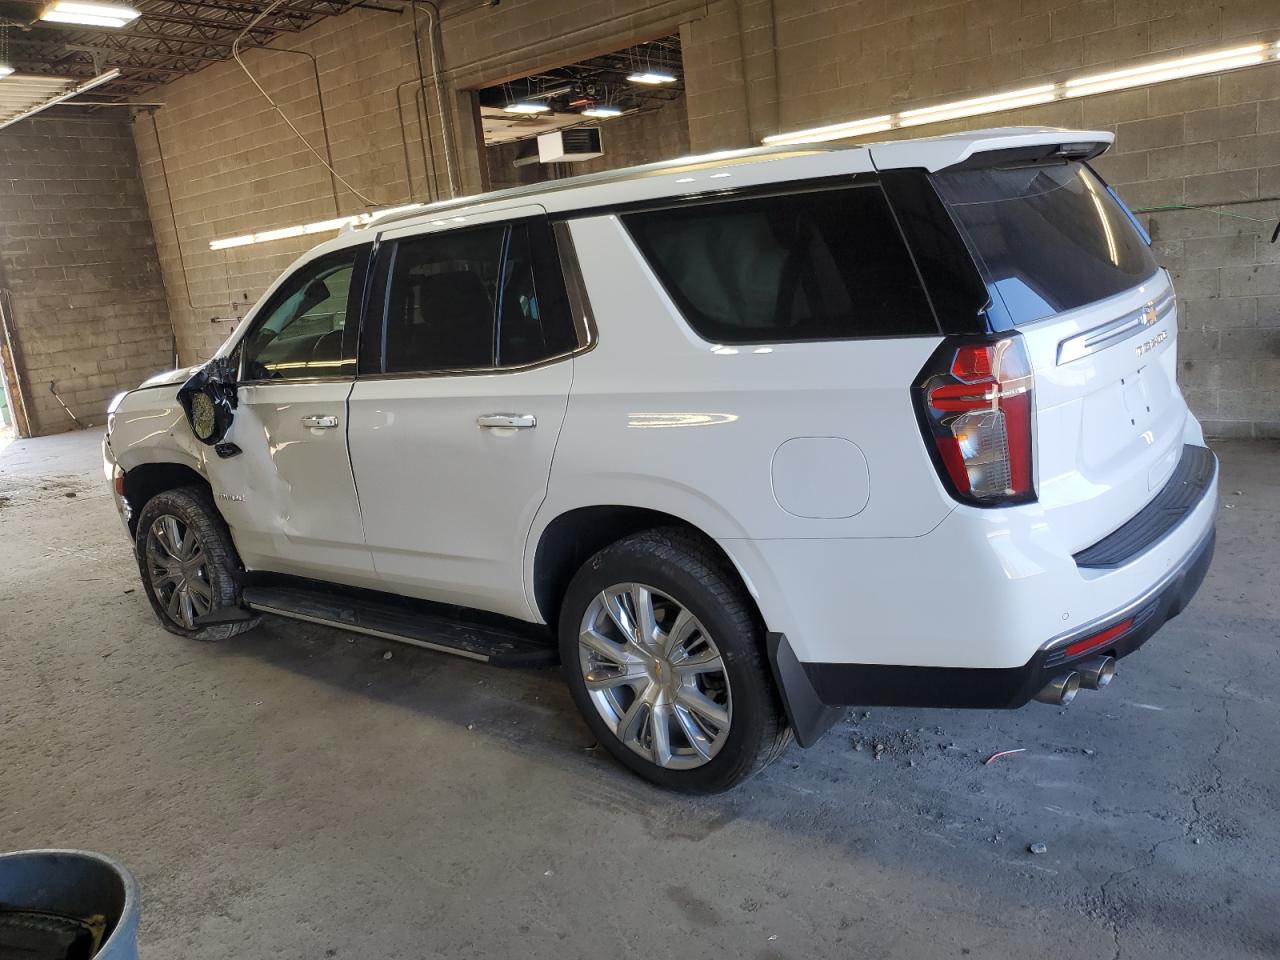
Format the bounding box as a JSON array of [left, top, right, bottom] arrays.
[[766, 632, 844, 747]]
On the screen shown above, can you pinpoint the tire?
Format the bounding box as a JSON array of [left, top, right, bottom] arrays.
[[134, 485, 259, 642], [559, 527, 791, 793]]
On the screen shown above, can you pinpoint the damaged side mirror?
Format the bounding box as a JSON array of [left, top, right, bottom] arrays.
[[177, 355, 239, 446]]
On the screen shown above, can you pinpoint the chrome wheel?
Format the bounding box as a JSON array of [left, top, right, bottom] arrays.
[[578, 583, 732, 770], [145, 514, 213, 629]]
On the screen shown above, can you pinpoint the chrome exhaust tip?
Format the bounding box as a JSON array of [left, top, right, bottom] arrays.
[[1034, 671, 1080, 706], [1077, 655, 1116, 690]]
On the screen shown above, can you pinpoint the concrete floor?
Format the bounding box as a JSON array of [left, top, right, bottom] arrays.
[[1, 429, 1277, 959]]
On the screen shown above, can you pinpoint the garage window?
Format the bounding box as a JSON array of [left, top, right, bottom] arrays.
[[623, 185, 937, 343]]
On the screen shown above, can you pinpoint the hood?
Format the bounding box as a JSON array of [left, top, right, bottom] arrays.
[[138, 364, 204, 390]]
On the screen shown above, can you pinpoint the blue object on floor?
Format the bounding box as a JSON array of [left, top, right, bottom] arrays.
[[0, 849, 139, 959]]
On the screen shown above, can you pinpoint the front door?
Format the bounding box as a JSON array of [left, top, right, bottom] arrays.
[[206, 243, 375, 583], [346, 210, 580, 619]]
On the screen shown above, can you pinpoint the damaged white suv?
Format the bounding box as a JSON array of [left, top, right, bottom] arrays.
[[105, 128, 1217, 792]]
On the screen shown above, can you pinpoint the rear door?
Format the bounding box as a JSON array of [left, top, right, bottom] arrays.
[[927, 159, 1186, 551], [345, 207, 579, 619]]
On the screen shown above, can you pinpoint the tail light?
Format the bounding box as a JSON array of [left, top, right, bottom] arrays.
[[915, 335, 1035, 506]]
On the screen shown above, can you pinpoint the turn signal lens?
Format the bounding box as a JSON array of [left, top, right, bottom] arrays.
[[916, 336, 1036, 505]]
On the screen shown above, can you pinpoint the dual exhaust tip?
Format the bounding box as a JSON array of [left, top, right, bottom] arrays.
[[1033, 655, 1116, 705]]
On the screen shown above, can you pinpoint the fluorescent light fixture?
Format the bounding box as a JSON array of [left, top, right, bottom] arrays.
[[1065, 44, 1267, 97], [503, 101, 549, 114], [762, 40, 1280, 145], [627, 71, 675, 85], [761, 115, 892, 146], [582, 105, 622, 118], [0, 66, 13, 79], [674, 177, 695, 183], [898, 85, 1055, 127], [40, 1, 140, 26], [209, 203, 428, 251]]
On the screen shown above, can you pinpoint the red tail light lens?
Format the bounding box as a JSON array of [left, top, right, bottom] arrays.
[[916, 336, 1035, 505]]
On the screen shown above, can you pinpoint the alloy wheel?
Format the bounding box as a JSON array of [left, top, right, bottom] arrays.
[[145, 514, 213, 629], [577, 583, 732, 770]]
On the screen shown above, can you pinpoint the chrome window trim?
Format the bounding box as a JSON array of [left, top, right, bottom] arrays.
[[1056, 288, 1174, 366]]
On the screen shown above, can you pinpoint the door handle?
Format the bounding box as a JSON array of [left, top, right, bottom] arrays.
[[301, 415, 340, 429], [477, 413, 536, 429]]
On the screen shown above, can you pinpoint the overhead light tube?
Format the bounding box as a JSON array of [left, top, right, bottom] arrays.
[[627, 71, 675, 85], [40, 1, 141, 27]]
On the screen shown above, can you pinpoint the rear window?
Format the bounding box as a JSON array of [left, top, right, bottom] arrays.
[[932, 162, 1158, 327], [623, 185, 937, 343]]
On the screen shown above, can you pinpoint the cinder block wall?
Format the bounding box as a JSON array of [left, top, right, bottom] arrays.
[[0, 115, 172, 436], [134, 0, 1277, 435], [133, 0, 705, 363], [682, 0, 1280, 438]]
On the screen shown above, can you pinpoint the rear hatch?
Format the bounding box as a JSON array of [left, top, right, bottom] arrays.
[[929, 152, 1186, 552]]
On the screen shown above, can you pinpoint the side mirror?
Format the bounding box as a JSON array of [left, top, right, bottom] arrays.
[[177, 356, 238, 446]]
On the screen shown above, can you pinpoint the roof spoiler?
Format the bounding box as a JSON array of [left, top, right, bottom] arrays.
[[869, 128, 1114, 173]]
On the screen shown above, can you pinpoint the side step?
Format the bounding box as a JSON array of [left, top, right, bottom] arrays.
[[240, 586, 557, 668]]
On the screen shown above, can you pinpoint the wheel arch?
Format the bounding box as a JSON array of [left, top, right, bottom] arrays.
[[529, 504, 763, 631], [122, 461, 210, 537]]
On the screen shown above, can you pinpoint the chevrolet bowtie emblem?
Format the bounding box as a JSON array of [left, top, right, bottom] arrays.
[[1141, 302, 1158, 326]]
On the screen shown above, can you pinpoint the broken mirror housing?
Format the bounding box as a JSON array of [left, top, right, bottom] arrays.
[[177, 356, 238, 445]]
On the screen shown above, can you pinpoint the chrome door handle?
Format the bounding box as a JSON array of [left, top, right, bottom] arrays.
[[301, 415, 339, 429], [477, 413, 536, 429]]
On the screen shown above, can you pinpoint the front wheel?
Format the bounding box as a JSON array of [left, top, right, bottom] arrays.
[[134, 485, 258, 642], [559, 528, 791, 793]]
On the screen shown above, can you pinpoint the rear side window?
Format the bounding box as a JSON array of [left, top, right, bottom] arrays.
[[623, 185, 937, 343], [383, 226, 505, 373], [932, 162, 1158, 326], [373, 219, 579, 375]]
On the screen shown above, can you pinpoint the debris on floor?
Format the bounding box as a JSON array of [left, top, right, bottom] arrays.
[[983, 748, 1026, 765], [1028, 842, 1048, 855]]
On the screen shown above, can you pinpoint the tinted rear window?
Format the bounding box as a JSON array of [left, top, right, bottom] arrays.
[[623, 185, 937, 343], [932, 162, 1158, 326]]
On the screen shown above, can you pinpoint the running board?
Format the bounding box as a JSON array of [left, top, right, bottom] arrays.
[[240, 586, 556, 668]]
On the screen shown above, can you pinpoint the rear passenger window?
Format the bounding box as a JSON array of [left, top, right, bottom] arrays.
[[624, 185, 937, 342], [383, 226, 505, 373], [376, 219, 580, 374], [497, 223, 576, 367]]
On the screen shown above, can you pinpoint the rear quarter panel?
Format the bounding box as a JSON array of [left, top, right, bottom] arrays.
[[534, 215, 956, 547]]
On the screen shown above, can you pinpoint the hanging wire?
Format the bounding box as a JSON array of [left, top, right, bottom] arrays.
[[232, 0, 379, 207]]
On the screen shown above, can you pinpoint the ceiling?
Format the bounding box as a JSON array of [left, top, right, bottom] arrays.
[[0, 0, 373, 99], [477, 35, 683, 145]]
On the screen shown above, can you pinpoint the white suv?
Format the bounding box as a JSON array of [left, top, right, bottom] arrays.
[[104, 127, 1217, 792]]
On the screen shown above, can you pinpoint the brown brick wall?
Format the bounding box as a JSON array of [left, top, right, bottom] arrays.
[[683, 0, 1280, 438], [0, 115, 173, 437]]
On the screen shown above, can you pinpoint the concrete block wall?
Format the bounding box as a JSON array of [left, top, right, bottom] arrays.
[[130, 0, 1276, 435], [0, 115, 172, 437], [134, 0, 705, 364], [682, 0, 1280, 438]]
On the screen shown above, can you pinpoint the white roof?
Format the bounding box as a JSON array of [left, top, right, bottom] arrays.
[[352, 126, 1113, 236]]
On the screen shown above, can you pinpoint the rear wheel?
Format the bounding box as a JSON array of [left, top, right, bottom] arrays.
[[134, 486, 258, 641], [559, 528, 790, 792]]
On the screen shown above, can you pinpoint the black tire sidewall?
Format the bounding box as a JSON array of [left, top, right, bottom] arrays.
[[134, 486, 241, 640], [558, 533, 780, 793]]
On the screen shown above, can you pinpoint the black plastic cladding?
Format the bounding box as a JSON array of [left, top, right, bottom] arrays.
[[876, 169, 993, 336]]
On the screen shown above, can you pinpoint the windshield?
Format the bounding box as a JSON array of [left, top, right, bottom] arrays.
[[932, 161, 1158, 327]]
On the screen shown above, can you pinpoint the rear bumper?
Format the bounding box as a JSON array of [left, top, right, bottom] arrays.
[[770, 524, 1215, 745]]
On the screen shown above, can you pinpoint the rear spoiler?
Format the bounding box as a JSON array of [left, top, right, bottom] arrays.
[[869, 128, 1113, 173]]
